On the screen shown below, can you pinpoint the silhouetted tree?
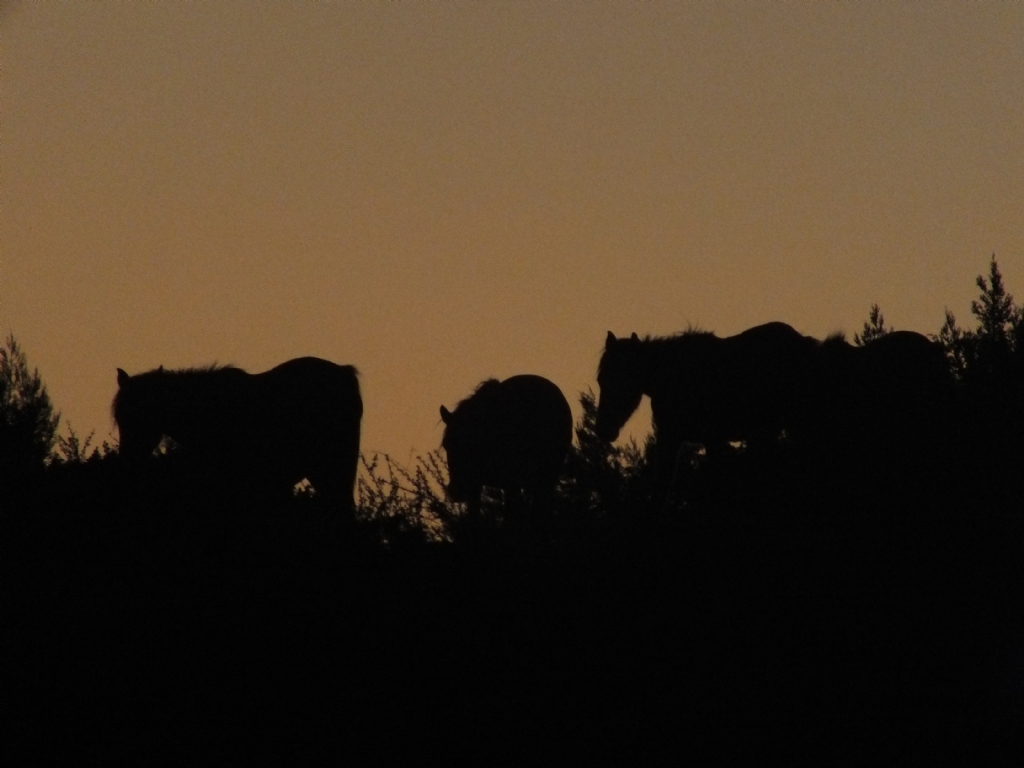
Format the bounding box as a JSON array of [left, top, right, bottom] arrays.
[[935, 309, 972, 382], [933, 258, 1023, 464], [1013, 308, 1024, 377], [357, 451, 455, 543], [970, 256, 1021, 387], [0, 334, 59, 480], [932, 258, 1022, 387], [854, 303, 893, 346]]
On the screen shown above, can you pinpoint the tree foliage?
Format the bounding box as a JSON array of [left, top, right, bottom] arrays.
[[51, 424, 116, 466], [933, 257, 1023, 389], [558, 389, 653, 519], [854, 303, 893, 347], [356, 451, 455, 543], [935, 309, 972, 382], [969, 256, 1022, 386], [1, 334, 60, 478]]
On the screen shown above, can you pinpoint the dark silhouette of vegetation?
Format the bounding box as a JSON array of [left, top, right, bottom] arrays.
[[935, 257, 1024, 386], [853, 302, 893, 346], [7, 259, 1024, 762], [933, 257, 1024, 466], [356, 450, 455, 543], [50, 424, 116, 466], [0, 334, 59, 477], [558, 388, 655, 519]]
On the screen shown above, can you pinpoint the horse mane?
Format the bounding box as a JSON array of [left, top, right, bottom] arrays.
[[112, 363, 243, 417], [632, 328, 719, 363], [134, 362, 240, 377], [821, 331, 852, 352], [455, 378, 502, 412], [175, 363, 240, 375], [335, 364, 360, 379], [636, 323, 714, 344], [599, 326, 717, 377], [647, 327, 716, 343]]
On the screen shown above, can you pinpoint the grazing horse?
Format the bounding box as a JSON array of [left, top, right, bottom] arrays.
[[595, 323, 820, 496], [440, 375, 573, 520], [112, 357, 362, 511]]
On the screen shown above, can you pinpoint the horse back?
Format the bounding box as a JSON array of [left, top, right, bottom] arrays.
[[236, 357, 362, 463], [653, 323, 815, 444], [445, 374, 572, 498], [255, 358, 361, 414], [859, 331, 952, 417], [727, 323, 817, 382], [496, 375, 573, 456]]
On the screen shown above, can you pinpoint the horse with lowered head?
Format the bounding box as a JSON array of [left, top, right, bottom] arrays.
[[596, 322, 954, 501], [596, 322, 821, 495], [113, 357, 362, 511], [440, 374, 573, 521]]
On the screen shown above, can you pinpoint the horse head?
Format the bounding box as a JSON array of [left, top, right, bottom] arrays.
[[595, 331, 645, 442], [440, 401, 488, 502], [440, 375, 572, 513], [113, 367, 168, 461]]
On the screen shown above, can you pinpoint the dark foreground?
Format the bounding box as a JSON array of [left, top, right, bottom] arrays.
[[7, 456, 1023, 765]]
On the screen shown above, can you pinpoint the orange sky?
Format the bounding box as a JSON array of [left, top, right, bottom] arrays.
[[3, 3, 1022, 461]]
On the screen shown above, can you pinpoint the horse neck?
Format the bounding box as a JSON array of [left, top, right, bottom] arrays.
[[161, 373, 219, 435], [642, 337, 686, 397]]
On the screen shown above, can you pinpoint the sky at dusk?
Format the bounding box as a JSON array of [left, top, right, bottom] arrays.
[[3, 2, 1022, 462]]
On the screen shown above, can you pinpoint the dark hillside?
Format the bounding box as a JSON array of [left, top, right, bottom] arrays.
[[6, 262, 1024, 762], [7, 443, 1022, 763]]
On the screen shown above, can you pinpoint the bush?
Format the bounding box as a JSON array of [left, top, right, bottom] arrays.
[[357, 450, 459, 543], [0, 334, 59, 481], [558, 389, 655, 520]]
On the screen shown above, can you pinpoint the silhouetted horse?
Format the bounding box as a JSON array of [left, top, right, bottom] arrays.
[[596, 323, 820, 497], [808, 331, 952, 460], [113, 357, 362, 511], [440, 375, 573, 521]]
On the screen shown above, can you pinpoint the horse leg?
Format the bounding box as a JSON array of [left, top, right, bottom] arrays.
[[652, 426, 686, 513], [339, 442, 360, 514], [304, 433, 361, 514]]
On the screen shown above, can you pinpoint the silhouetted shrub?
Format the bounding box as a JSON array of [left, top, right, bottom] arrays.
[[933, 257, 1024, 461], [854, 303, 893, 346], [935, 257, 1023, 388], [356, 391, 659, 538], [1, 334, 59, 482], [50, 424, 116, 466], [357, 450, 459, 543], [558, 389, 655, 519]]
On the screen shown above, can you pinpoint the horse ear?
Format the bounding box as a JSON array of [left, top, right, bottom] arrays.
[[440, 405, 453, 424], [117, 368, 130, 387], [158, 365, 164, 372], [606, 331, 617, 345], [630, 332, 640, 341]]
